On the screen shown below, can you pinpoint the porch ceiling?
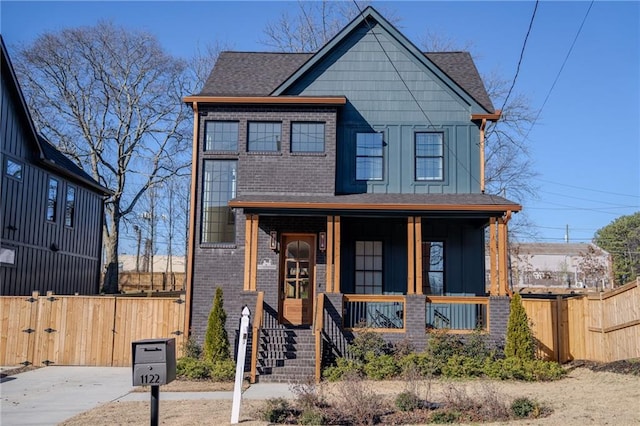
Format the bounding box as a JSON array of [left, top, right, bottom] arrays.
[[229, 193, 521, 215]]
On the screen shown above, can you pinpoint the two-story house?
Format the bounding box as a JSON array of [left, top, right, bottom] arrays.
[[184, 7, 521, 382], [1, 36, 110, 296]]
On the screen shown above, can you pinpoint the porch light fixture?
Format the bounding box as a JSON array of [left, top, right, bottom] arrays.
[[269, 231, 278, 250], [319, 232, 326, 251]]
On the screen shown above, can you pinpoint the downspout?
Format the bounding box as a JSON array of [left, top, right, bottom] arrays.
[[184, 101, 199, 339]]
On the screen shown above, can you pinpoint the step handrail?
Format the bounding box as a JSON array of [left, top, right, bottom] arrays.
[[250, 291, 264, 383], [313, 292, 325, 382]]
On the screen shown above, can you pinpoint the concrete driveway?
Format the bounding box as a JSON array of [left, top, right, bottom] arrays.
[[1, 366, 294, 425], [1, 366, 132, 426]]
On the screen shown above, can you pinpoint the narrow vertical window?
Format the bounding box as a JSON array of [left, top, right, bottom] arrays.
[[46, 178, 59, 222], [248, 122, 281, 152], [355, 240, 383, 294], [205, 121, 238, 152], [201, 160, 237, 244], [422, 241, 444, 295], [5, 158, 23, 180], [356, 133, 383, 180], [415, 132, 444, 181], [65, 186, 76, 228], [291, 122, 325, 153]]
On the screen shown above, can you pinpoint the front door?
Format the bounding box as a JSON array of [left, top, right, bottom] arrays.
[[279, 235, 315, 325]]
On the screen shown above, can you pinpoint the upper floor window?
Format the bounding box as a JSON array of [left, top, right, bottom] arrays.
[[291, 122, 325, 153], [65, 186, 76, 228], [205, 121, 238, 152], [248, 122, 281, 152], [415, 132, 444, 181], [356, 132, 383, 180], [46, 178, 59, 222], [201, 160, 237, 244], [5, 158, 23, 181], [355, 240, 383, 294], [422, 241, 444, 295]]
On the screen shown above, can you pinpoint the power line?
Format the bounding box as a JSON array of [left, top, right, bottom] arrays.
[[534, 177, 640, 199], [538, 189, 640, 208], [524, 0, 595, 141], [500, 0, 539, 112]]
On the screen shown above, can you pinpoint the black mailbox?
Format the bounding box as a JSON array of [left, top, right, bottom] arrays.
[[132, 338, 176, 386]]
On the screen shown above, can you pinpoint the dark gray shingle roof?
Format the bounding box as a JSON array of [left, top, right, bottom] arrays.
[[200, 52, 312, 97], [198, 50, 494, 112]]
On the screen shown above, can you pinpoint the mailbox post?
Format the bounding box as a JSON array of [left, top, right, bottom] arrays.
[[132, 338, 176, 426]]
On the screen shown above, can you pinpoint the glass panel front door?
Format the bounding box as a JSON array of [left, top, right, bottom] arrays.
[[279, 235, 315, 325]]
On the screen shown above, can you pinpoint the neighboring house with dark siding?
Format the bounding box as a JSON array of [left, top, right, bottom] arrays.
[[1, 36, 110, 296], [184, 8, 521, 382]]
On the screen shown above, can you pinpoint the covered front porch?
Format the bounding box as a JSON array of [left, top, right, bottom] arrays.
[[233, 193, 519, 333], [232, 194, 520, 382]]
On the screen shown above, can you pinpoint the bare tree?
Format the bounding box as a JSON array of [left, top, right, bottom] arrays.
[[261, 1, 399, 52], [14, 22, 192, 292]]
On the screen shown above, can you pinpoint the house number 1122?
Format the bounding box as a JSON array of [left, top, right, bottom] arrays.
[[139, 373, 160, 384]]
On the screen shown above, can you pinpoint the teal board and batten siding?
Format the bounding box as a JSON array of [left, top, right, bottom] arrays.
[[284, 23, 482, 195], [422, 218, 486, 296], [1, 68, 103, 296]]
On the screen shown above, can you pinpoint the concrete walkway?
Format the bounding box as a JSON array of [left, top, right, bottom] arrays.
[[0, 366, 293, 426]]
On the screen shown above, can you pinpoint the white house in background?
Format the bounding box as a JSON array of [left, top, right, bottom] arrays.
[[118, 254, 186, 273], [488, 242, 612, 291]]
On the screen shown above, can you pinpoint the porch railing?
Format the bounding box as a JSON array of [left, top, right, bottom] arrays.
[[425, 296, 488, 332], [249, 291, 264, 383], [343, 295, 405, 331]]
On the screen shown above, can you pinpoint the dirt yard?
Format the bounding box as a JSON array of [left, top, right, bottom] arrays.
[[58, 365, 640, 426]]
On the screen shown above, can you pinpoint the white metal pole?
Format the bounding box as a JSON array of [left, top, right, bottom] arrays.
[[231, 306, 250, 424]]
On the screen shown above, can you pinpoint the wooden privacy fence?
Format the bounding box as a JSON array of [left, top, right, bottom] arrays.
[[0, 292, 186, 367], [522, 278, 640, 363]]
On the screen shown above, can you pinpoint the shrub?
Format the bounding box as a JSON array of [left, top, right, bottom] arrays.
[[441, 354, 484, 378], [176, 357, 211, 380], [203, 287, 230, 364], [399, 352, 437, 377], [461, 329, 493, 360], [363, 353, 399, 380], [259, 398, 292, 423], [299, 409, 325, 425], [290, 377, 326, 411], [430, 410, 460, 424], [427, 331, 465, 373], [182, 336, 202, 359], [350, 329, 389, 360], [483, 357, 566, 381], [511, 397, 539, 418], [210, 358, 236, 381], [323, 357, 363, 382], [332, 372, 385, 425], [505, 293, 536, 361], [395, 390, 421, 412]]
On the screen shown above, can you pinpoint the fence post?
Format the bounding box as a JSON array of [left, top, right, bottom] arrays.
[[555, 295, 562, 363]]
